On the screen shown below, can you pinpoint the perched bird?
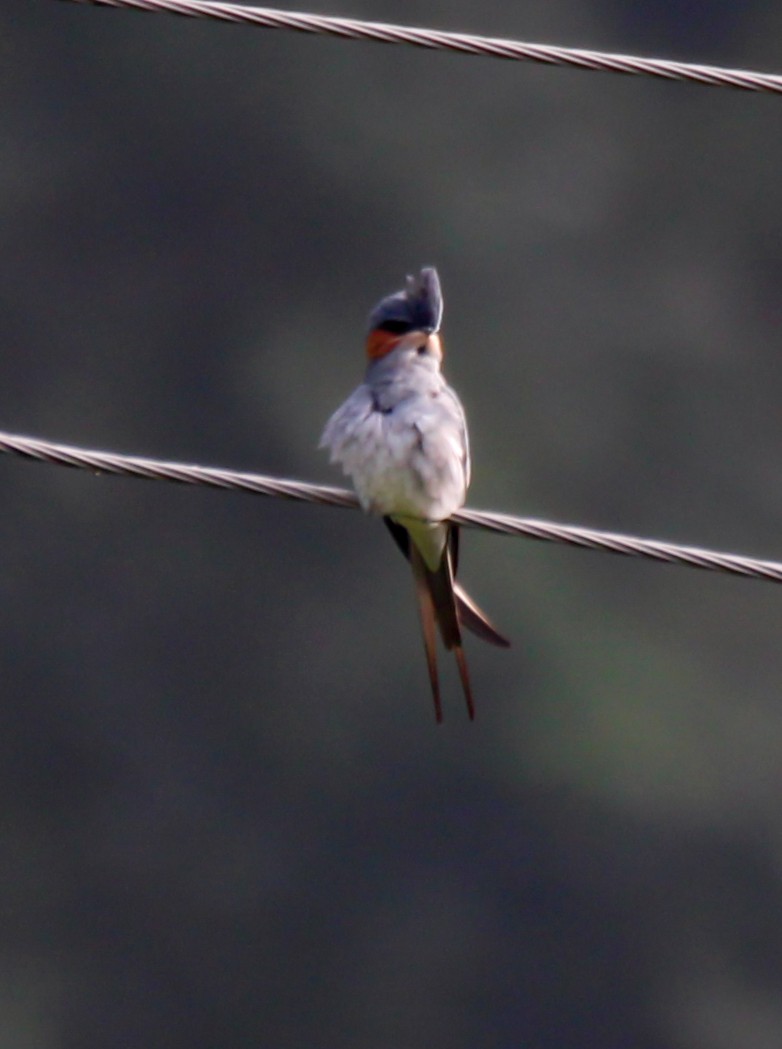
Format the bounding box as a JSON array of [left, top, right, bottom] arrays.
[[320, 267, 509, 722]]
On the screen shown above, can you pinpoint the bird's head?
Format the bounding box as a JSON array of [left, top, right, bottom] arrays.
[[365, 267, 444, 363]]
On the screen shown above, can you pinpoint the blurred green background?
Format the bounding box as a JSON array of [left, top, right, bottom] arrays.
[[3, 1, 782, 1046]]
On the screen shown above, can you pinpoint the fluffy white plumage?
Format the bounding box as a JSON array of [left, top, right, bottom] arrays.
[[320, 335, 470, 567]]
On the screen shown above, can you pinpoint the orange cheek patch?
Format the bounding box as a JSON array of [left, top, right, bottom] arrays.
[[366, 329, 402, 360]]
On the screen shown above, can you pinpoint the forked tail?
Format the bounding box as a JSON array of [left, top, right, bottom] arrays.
[[409, 538, 475, 722], [385, 518, 511, 650]]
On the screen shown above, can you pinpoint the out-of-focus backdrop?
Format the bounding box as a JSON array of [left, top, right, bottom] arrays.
[[3, 1, 782, 1046]]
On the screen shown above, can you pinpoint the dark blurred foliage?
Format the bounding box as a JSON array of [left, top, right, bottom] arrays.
[[2, 1, 782, 1046]]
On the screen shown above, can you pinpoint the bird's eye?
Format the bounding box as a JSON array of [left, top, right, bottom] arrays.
[[417, 344, 427, 355], [378, 320, 411, 335]]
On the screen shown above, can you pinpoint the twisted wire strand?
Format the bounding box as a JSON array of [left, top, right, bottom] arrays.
[[60, 0, 782, 95], [2, 428, 781, 585]]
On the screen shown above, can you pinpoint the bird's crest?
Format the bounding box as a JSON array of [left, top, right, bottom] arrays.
[[365, 266, 443, 359]]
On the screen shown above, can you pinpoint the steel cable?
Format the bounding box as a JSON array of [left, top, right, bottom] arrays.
[[60, 0, 782, 95], [2, 428, 781, 584]]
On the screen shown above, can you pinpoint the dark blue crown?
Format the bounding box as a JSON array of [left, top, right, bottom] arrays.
[[367, 267, 443, 335]]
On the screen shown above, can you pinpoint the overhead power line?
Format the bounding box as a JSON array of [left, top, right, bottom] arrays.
[[2, 428, 782, 585], [60, 0, 782, 95]]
